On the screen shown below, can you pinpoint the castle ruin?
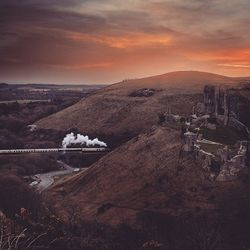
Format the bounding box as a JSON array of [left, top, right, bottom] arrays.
[[166, 84, 250, 181]]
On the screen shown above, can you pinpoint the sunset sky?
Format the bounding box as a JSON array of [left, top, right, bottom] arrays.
[[0, 0, 250, 84]]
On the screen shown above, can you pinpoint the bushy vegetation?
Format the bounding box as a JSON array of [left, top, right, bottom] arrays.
[[2, 197, 250, 250], [129, 88, 156, 97], [0, 155, 59, 176], [0, 174, 42, 218]]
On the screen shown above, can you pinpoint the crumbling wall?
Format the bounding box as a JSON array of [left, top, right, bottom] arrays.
[[228, 116, 249, 136], [204, 85, 216, 114], [183, 132, 197, 152], [216, 142, 248, 181]]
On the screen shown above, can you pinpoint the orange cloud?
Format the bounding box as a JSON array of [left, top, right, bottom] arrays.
[[64, 30, 173, 49], [212, 49, 250, 62], [180, 47, 250, 68], [49, 62, 112, 70], [218, 63, 250, 68]]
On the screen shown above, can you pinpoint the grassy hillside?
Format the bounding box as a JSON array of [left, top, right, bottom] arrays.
[[49, 126, 232, 225], [35, 71, 247, 135]]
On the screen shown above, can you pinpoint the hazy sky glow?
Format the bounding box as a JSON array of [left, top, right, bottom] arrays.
[[0, 0, 250, 84]]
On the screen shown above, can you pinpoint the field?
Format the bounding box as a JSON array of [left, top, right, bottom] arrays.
[[0, 99, 51, 104]]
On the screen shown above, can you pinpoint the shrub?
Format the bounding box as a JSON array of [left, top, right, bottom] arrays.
[[158, 113, 165, 125], [0, 117, 26, 133], [0, 174, 42, 218]]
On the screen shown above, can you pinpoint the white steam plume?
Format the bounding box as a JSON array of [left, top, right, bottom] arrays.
[[62, 133, 107, 148]]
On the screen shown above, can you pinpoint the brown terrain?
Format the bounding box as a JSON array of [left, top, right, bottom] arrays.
[[49, 126, 249, 226], [43, 71, 250, 226], [35, 71, 249, 136], [1, 72, 250, 249]]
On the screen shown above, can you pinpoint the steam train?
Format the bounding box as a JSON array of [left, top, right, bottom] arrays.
[[0, 147, 107, 154]]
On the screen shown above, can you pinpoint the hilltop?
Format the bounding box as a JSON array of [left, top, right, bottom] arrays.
[[105, 71, 242, 94], [35, 71, 248, 136]]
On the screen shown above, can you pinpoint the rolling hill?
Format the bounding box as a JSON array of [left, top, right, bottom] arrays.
[[49, 126, 248, 226], [45, 71, 250, 244], [35, 71, 249, 136]]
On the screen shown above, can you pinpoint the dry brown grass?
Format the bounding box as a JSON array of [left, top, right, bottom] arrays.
[[35, 71, 244, 136]]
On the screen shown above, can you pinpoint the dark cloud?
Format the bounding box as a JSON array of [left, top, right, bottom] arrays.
[[0, 3, 106, 34], [0, 0, 84, 7], [0, 0, 109, 68], [0, 0, 249, 83]]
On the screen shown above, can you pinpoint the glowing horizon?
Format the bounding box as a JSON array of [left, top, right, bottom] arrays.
[[0, 0, 250, 84]]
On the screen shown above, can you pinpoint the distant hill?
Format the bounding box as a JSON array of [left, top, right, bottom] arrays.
[[36, 71, 249, 136], [106, 71, 242, 94], [0, 83, 8, 88]]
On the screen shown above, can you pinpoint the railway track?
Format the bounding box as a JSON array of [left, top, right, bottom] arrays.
[[0, 147, 108, 154]]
